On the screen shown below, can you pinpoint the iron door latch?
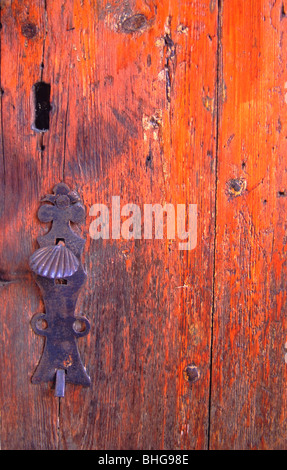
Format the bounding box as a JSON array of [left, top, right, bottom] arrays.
[[29, 182, 90, 397]]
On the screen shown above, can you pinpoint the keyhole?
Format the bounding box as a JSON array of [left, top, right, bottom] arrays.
[[32, 81, 51, 132], [32, 81, 51, 151]]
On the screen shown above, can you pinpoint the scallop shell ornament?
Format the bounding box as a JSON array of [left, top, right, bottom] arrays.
[[29, 244, 80, 279]]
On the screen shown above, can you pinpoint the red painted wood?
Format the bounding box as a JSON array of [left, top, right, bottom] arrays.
[[210, 0, 287, 450], [1, 0, 286, 450]]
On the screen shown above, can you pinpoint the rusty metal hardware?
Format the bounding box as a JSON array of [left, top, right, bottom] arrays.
[[29, 182, 90, 396]]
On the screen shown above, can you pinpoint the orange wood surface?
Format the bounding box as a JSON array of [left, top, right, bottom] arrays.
[[210, 0, 287, 449], [0, 0, 286, 450]]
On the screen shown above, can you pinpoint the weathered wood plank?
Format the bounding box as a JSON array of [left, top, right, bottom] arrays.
[[39, 0, 218, 450], [0, 0, 58, 449], [2, 0, 287, 451], [210, 0, 287, 449]]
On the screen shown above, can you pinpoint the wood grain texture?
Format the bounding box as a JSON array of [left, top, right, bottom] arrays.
[[1, 0, 218, 450], [1, 0, 286, 451], [210, 0, 287, 450], [47, 0, 218, 450], [0, 0, 59, 450]]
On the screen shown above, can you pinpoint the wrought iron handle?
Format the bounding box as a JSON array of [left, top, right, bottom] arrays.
[[29, 182, 90, 396]]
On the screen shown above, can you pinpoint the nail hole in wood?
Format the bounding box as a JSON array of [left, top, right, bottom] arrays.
[[183, 364, 200, 384], [121, 14, 147, 33], [21, 21, 37, 39]]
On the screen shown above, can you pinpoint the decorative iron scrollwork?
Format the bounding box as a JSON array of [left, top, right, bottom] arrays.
[[29, 182, 90, 395]]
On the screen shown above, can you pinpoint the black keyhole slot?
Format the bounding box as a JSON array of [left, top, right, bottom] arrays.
[[32, 81, 51, 132]]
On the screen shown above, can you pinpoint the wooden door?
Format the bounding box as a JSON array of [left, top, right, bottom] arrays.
[[0, 0, 286, 450]]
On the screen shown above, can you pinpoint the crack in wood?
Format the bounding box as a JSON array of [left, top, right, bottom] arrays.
[[163, 17, 176, 104], [207, 0, 223, 451]]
